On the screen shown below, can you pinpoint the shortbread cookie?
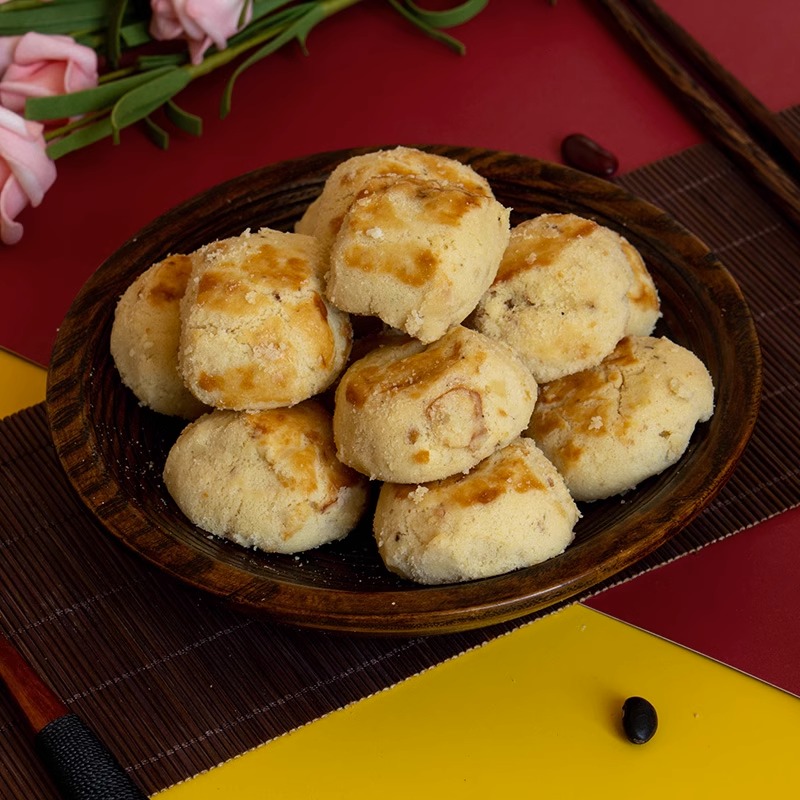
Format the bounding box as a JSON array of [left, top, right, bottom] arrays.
[[469, 213, 634, 382], [163, 402, 369, 553], [179, 228, 352, 410], [110, 254, 207, 419], [295, 146, 496, 255], [301, 147, 511, 344], [374, 438, 579, 585], [327, 174, 510, 342], [333, 326, 537, 483], [620, 238, 661, 336], [526, 336, 715, 501]]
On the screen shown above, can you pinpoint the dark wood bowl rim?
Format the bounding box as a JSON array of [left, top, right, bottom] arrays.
[[46, 146, 762, 636]]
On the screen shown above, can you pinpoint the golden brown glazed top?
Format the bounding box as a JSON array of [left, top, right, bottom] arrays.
[[495, 214, 598, 283], [337, 177, 485, 287], [530, 337, 640, 466], [621, 240, 660, 316], [390, 441, 548, 505], [244, 402, 362, 498], [195, 240, 313, 314], [342, 328, 484, 409], [143, 254, 194, 306]]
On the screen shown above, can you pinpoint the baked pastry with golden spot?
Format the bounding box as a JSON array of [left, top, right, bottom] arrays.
[[297, 146, 510, 343], [620, 238, 661, 336], [295, 146, 496, 256], [333, 326, 537, 483], [179, 228, 352, 410], [328, 175, 510, 342], [110, 254, 208, 419], [468, 213, 634, 382], [163, 402, 369, 553], [526, 336, 714, 501], [374, 438, 579, 585]]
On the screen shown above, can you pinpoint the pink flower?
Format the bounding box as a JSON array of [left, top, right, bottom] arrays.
[[0, 32, 98, 115], [0, 36, 19, 76], [149, 0, 252, 65], [0, 107, 57, 245]]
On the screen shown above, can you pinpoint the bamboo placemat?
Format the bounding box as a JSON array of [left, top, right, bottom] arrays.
[[3, 114, 800, 798]]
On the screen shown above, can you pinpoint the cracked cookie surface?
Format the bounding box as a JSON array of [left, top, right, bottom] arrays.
[[334, 326, 537, 483], [526, 335, 714, 501]]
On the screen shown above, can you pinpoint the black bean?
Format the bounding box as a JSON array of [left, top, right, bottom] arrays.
[[560, 133, 619, 177], [621, 696, 658, 744]]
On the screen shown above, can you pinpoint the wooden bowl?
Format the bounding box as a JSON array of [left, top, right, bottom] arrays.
[[46, 146, 761, 636]]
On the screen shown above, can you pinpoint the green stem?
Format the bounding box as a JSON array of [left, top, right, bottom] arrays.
[[186, 0, 365, 79], [99, 66, 139, 85], [44, 108, 109, 142], [0, 0, 42, 10]]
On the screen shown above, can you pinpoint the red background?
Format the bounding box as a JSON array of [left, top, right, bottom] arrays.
[[2, 0, 799, 366]]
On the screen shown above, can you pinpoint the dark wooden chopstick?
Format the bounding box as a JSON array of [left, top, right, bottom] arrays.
[[0, 634, 67, 734], [1, 633, 149, 798], [594, 0, 800, 230], [624, 0, 800, 181]]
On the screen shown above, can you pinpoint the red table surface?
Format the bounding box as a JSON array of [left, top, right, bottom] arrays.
[[2, 0, 799, 696], [2, 0, 799, 365]]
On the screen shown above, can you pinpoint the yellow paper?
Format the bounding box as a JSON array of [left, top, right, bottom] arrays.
[[0, 348, 46, 417], [158, 605, 800, 799]]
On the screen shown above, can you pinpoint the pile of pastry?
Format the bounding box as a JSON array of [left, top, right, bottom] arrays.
[[110, 146, 714, 585]]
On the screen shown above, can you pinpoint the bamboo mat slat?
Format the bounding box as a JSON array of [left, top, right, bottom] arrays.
[[2, 112, 800, 797]]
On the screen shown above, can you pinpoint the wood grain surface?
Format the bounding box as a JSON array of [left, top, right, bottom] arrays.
[[45, 147, 761, 635]]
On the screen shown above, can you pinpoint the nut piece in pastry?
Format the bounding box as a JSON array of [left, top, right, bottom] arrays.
[[179, 228, 352, 410], [163, 402, 369, 553], [526, 336, 715, 501], [110, 254, 208, 419], [469, 213, 635, 382], [374, 438, 579, 585], [333, 326, 537, 483]]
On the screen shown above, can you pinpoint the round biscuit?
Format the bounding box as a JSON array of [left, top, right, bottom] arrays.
[[526, 335, 715, 501], [163, 402, 369, 553], [179, 227, 352, 410], [374, 438, 579, 585], [333, 326, 537, 483], [110, 254, 208, 419], [327, 175, 510, 342], [469, 213, 634, 382], [295, 146, 495, 256]]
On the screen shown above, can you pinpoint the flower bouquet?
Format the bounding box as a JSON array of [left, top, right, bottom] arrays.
[[0, 0, 489, 244]]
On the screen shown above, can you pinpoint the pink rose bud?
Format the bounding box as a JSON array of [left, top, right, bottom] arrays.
[[0, 32, 98, 115], [0, 107, 57, 245], [149, 0, 253, 65], [0, 36, 21, 76]]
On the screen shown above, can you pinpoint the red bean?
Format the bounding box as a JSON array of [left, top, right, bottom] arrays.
[[561, 133, 619, 177]]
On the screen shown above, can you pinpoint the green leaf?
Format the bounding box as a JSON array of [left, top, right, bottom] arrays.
[[107, 0, 129, 68], [386, 0, 468, 54], [250, 0, 298, 24], [0, 1, 109, 35], [164, 99, 203, 137], [45, 117, 114, 160], [143, 115, 170, 150], [225, 4, 305, 50], [120, 20, 152, 47], [110, 68, 191, 136], [220, 4, 326, 118], [394, 0, 488, 29], [25, 67, 175, 121], [138, 53, 188, 70]]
